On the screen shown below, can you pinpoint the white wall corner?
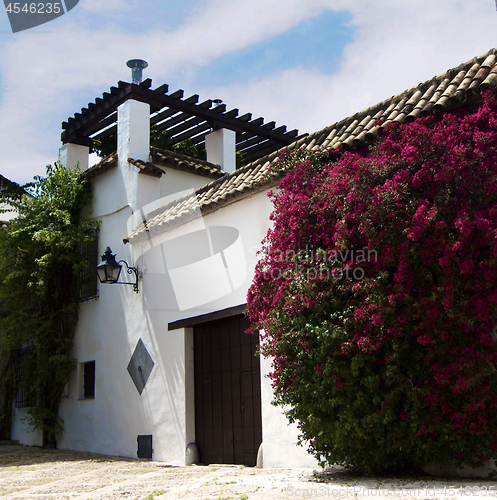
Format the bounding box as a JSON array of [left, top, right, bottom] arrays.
[[59, 143, 89, 171], [205, 128, 236, 173]]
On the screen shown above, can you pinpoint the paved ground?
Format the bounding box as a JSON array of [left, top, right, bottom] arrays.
[[0, 445, 496, 499]]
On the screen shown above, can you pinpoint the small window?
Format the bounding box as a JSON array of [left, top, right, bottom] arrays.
[[82, 361, 95, 399]]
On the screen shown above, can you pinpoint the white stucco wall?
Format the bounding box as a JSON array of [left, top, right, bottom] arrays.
[[57, 158, 200, 462], [11, 148, 317, 467], [159, 168, 219, 198], [132, 189, 274, 324], [260, 354, 318, 468], [0, 204, 17, 222], [127, 187, 318, 467], [11, 408, 42, 446]]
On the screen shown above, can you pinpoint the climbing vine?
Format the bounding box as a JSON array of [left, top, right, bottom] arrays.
[[248, 93, 497, 474], [0, 164, 99, 447]]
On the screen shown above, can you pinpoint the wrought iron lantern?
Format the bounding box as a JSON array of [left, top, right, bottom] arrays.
[[96, 247, 139, 293]]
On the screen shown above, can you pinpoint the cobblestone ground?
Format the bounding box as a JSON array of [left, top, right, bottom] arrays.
[[0, 445, 496, 499]]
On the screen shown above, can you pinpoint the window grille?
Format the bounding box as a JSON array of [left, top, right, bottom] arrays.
[[77, 229, 99, 302], [15, 346, 36, 408]]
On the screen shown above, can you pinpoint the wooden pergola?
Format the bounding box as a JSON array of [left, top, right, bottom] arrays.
[[62, 79, 307, 164]]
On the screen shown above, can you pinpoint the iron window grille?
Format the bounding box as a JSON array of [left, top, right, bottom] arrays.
[[77, 229, 99, 302], [15, 346, 36, 408]]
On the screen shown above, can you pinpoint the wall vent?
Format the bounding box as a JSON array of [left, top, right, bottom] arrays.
[[137, 435, 152, 459]]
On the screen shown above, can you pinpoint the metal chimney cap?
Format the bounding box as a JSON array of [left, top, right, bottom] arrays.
[[126, 59, 148, 84], [127, 59, 148, 69]]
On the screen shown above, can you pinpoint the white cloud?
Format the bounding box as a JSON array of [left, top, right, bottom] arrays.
[[0, 0, 337, 182], [0, 0, 495, 183], [207, 0, 497, 134]]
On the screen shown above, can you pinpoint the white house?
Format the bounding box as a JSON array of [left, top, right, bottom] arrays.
[[0, 174, 26, 225], [10, 47, 497, 467]]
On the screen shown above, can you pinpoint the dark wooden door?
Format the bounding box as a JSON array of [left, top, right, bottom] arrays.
[[194, 315, 262, 466]]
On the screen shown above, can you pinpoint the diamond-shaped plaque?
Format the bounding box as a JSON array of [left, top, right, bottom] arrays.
[[127, 339, 154, 395]]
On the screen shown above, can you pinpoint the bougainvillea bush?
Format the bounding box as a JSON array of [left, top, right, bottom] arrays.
[[247, 94, 497, 474]]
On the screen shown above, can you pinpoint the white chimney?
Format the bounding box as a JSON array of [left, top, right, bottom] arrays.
[[58, 143, 89, 171], [118, 99, 150, 162], [117, 99, 153, 211], [205, 128, 236, 173]]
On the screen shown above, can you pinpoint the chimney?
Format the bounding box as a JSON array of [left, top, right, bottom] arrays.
[[117, 60, 155, 210], [58, 143, 89, 171], [205, 128, 236, 173], [119, 58, 150, 163], [118, 99, 150, 162]]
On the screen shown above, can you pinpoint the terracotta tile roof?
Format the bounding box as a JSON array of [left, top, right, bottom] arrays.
[[81, 152, 117, 180], [148, 147, 225, 180], [81, 147, 225, 181], [122, 48, 497, 245], [123, 158, 271, 244], [127, 158, 164, 177], [126, 190, 205, 245]]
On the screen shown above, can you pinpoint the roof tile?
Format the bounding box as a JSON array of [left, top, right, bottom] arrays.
[[482, 64, 497, 91], [81, 152, 117, 180], [125, 47, 497, 245], [149, 147, 225, 179]]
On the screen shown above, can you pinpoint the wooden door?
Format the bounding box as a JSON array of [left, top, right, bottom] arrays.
[[194, 315, 262, 466]]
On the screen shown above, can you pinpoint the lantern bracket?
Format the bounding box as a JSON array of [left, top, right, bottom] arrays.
[[116, 260, 139, 293]]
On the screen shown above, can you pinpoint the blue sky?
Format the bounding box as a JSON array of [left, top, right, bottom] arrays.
[[0, 0, 495, 184], [195, 10, 354, 86]]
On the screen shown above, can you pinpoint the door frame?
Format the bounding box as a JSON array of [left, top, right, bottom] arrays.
[[168, 304, 262, 466]]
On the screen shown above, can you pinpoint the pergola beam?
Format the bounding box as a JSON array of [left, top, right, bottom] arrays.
[[61, 80, 307, 162]]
